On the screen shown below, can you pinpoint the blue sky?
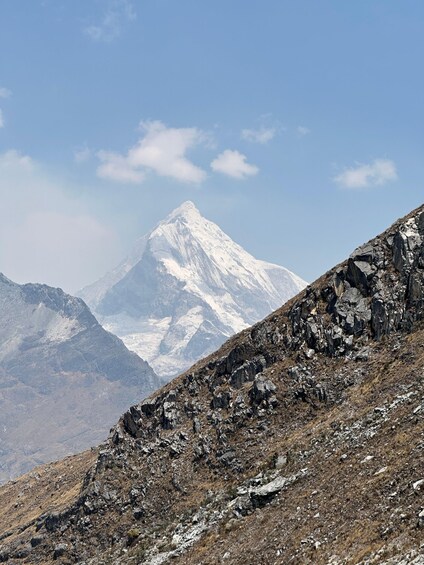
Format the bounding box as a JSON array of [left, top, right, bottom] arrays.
[[0, 0, 422, 292]]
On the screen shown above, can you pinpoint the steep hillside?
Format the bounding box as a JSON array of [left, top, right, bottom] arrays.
[[79, 201, 306, 377], [0, 204, 423, 564], [0, 276, 160, 483]]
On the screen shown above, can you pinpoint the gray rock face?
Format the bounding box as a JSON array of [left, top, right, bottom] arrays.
[[287, 209, 424, 355], [250, 476, 287, 507], [0, 275, 161, 483]]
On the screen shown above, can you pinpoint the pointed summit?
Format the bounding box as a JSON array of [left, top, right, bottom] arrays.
[[164, 200, 200, 222], [79, 202, 307, 377]]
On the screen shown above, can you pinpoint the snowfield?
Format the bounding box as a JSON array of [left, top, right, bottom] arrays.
[[79, 201, 307, 377]]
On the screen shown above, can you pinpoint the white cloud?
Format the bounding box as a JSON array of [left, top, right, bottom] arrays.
[[0, 87, 11, 99], [84, 0, 136, 42], [0, 109, 3, 129], [334, 158, 398, 189], [97, 150, 145, 183], [241, 127, 276, 144], [297, 126, 310, 137], [96, 120, 207, 184], [0, 149, 34, 170], [211, 149, 259, 179], [0, 150, 120, 292]]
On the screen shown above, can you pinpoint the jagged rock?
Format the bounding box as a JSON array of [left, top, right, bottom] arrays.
[[334, 287, 372, 335], [350, 243, 378, 265], [193, 437, 211, 460], [249, 376, 276, 405], [211, 391, 231, 410], [408, 272, 424, 304], [140, 397, 158, 418], [30, 535, 44, 548], [250, 476, 287, 508], [42, 512, 62, 533], [217, 450, 237, 468], [412, 479, 424, 491], [371, 298, 391, 339], [123, 406, 143, 437], [418, 509, 424, 528], [346, 258, 376, 296], [162, 401, 179, 430], [53, 544, 67, 559], [230, 356, 267, 389], [133, 507, 144, 520], [393, 231, 410, 272]]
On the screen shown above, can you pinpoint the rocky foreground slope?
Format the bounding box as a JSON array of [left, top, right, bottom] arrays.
[[1, 205, 424, 564], [0, 276, 160, 483]]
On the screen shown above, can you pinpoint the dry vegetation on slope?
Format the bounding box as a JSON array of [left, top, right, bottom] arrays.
[[0, 450, 96, 557], [0, 205, 423, 564]]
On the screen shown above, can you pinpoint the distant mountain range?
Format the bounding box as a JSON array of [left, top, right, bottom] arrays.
[[0, 274, 160, 482], [79, 201, 307, 377]]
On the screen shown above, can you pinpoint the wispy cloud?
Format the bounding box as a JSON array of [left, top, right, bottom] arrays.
[[0, 150, 34, 170], [211, 149, 259, 179], [84, 0, 136, 43], [0, 87, 12, 99], [241, 126, 276, 144], [97, 151, 146, 183], [74, 145, 92, 164], [96, 120, 207, 184], [0, 87, 12, 128], [0, 149, 120, 291], [297, 126, 310, 137], [334, 158, 398, 189]]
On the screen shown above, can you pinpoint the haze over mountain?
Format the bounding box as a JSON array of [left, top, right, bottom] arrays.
[[2, 205, 423, 564], [79, 201, 307, 377], [0, 274, 160, 483]]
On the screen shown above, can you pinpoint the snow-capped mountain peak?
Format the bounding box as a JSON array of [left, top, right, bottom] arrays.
[[79, 202, 307, 377], [164, 200, 200, 222]]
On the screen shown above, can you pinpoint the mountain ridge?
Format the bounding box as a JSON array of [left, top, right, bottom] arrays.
[[1, 204, 423, 564], [0, 275, 161, 483], [79, 201, 307, 377]]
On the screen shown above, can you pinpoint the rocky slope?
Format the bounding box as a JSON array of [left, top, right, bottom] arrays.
[[0, 275, 160, 483], [79, 201, 307, 378], [1, 204, 424, 564]]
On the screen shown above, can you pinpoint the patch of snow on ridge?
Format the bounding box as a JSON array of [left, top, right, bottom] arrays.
[[0, 280, 83, 361]]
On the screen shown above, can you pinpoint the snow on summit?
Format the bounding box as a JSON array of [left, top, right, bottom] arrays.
[[79, 201, 307, 377]]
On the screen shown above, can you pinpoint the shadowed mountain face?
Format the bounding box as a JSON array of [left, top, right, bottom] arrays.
[[1, 205, 424, 564], [79, 201, 307, 378], [0, 275, 161, 483]]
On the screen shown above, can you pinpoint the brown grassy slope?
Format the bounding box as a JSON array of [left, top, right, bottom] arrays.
[[176, 327, 424, 565], [0, 450, 96, 548], [3, 329, 421, 565]]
